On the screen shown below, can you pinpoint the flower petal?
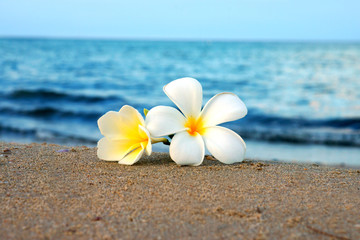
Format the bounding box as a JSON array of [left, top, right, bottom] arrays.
[[98, 105, 144, 140], [145, 106, 186, 137], [202, 126, 246, 164], [169, 131, 205, 166], [97, 111, 125, 139], [118, 147, 144, 165], [97, 137, 140, 161], [163, 77, 202, 117], [200, 93, 247, 127], [117, 105, 145, 134], [145, 140, 152, 156], [139, 125, 152, 156]]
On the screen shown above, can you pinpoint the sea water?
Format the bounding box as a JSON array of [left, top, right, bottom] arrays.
[[1, 38, 359, 166]]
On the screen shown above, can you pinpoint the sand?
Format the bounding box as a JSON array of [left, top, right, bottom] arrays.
[[1, 142, 359, 240]]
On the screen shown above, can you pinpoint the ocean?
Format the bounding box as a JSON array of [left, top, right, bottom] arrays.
[[1, 38, 359, 166]]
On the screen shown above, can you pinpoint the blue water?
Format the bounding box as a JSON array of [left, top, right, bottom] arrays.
[[1, 38, 359, 165]]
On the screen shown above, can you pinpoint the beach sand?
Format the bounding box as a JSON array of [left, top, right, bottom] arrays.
[[1, 142, 359, 239]]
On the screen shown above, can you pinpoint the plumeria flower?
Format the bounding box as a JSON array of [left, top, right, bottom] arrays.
[[146, 77, 247, 166], [97, 105, 158, 165]]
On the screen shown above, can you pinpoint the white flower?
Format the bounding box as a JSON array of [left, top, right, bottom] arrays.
[[146, 77, 247, 166], [97, 105, 152, 165]]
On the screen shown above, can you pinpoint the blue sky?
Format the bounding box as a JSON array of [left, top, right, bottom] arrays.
[[0, 0, 359, 41]]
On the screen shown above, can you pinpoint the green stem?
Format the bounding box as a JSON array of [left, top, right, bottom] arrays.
[[151, 137, 170, 145]]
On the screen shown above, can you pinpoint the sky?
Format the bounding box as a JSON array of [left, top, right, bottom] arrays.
[[0, 0, 359, 41]]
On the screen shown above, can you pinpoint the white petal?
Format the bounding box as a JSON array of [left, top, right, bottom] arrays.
[[97, 111, 125, 139], [200, 93, 247, 127], [97, 137, 140, 161], [118, 147, 144, 165], [139, 125, 152, 156], [163, 77, 202, 117], [169, 131, 205, 166], [202, 126, 246, 164], [117, 105, 145, 132], [98, 105, 144, 140], [145, 106, 186, 137], [145, 141, 152, 156]]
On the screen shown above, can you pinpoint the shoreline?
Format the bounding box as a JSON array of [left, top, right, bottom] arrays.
[[1, 142, 360, 239]]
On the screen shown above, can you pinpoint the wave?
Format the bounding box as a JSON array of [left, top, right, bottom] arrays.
[[2, 103, 359, 130], [227, 113, 360, 146], [4, 89, 121, 103], [0, 100, 359, 146], [1, 120, 360, 147], [0, 124, 98, 145], [1, 105, 101, 119], [242, 113, 360, 130], [235, 127, 360, 147]]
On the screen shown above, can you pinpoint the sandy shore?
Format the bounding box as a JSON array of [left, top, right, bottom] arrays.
[[1, 142, 359, 239]]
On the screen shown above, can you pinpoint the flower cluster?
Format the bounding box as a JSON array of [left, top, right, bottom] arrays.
[[97, 77, 247, 166]]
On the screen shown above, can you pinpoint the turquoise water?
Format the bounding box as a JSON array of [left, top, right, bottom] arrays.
[[1, 38, 359, 165]]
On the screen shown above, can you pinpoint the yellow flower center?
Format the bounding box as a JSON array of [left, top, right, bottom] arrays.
[[184, 116, 206, 136], [140, 130, 151, 146]]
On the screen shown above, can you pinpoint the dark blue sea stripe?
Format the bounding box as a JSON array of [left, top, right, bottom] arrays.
[[6, 89, 120, 102]]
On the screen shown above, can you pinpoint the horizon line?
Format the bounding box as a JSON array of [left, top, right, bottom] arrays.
[[1, 35, 360, 43]]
